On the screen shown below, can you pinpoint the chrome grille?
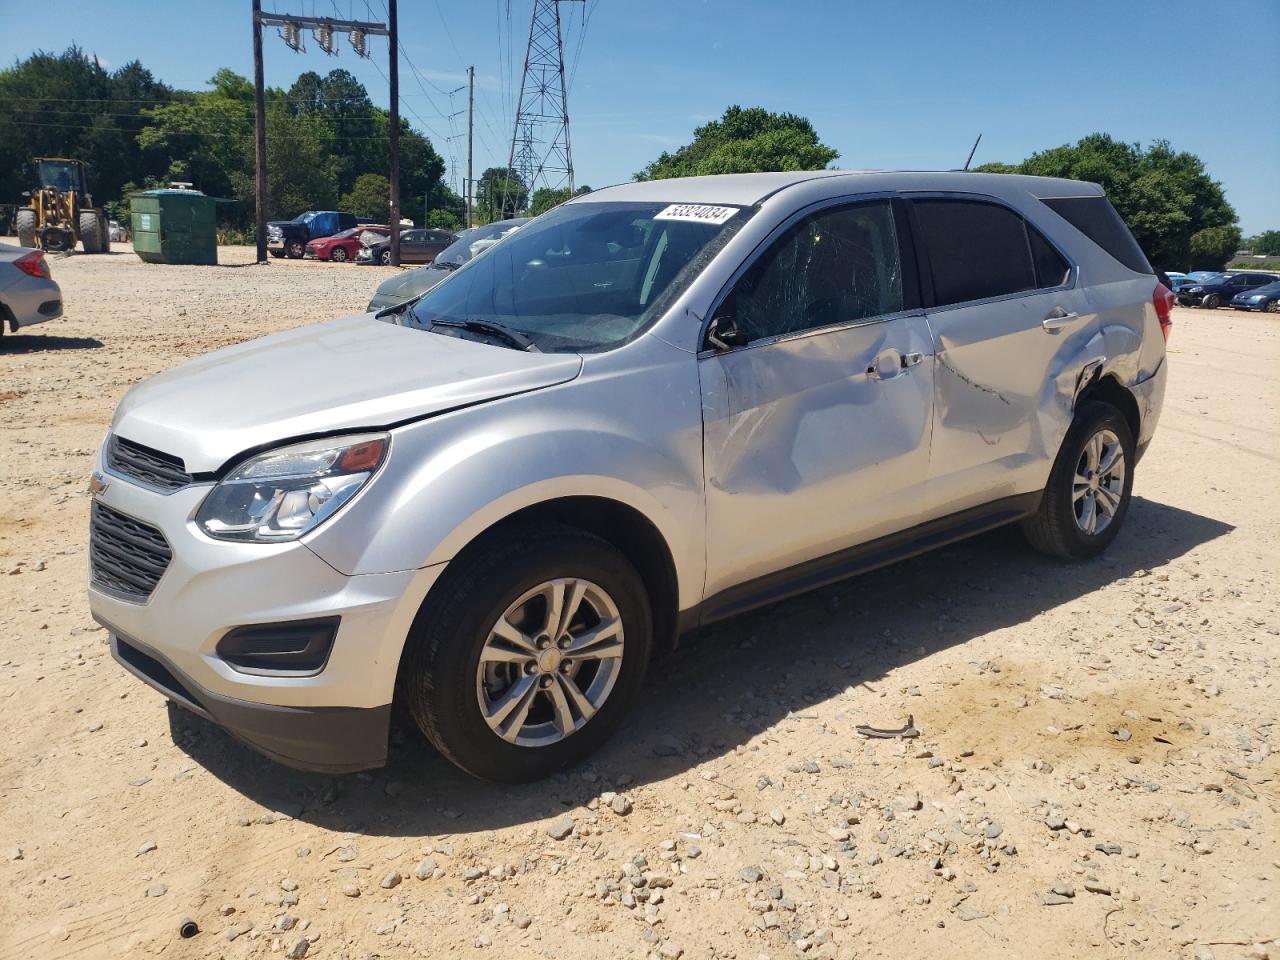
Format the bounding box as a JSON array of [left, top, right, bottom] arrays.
[[90, 502, 172, 602], [106, 435, 192, 491]]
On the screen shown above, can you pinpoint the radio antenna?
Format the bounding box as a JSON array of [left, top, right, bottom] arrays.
[[963, 133, 983, 171]]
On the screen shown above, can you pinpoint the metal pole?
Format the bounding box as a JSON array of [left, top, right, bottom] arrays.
[[388, 0, 400, 265], [554, 2, 574, 194], [467, 65, 475, 228], [252, 0, 268, 263]]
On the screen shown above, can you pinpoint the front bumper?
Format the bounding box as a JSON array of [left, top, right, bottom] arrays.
[[107, 628, 391, 772], [86, 457, 444, 770]]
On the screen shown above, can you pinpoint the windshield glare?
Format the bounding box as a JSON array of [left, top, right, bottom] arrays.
[[404, 202, 747, 352], [436, 222, 521, 267]]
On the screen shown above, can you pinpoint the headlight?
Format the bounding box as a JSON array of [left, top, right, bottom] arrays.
[[1187, 286, 1202, 293], [1250, 294, 1266, 302], [196, 433, 388, 542]]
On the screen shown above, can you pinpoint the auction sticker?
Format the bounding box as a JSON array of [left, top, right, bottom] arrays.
[[654, 204, 740, 225]]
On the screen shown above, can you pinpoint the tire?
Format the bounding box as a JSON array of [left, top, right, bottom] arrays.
[[379, 248, 392, 265], [15, 208, 37, 248], [1202, 293, 1220, 309], [1021, 400, 1135, 561], [286, 240, 306, 259], [400, 524, 653, 782], [330, 246, 348, 262], [1266, 300, 1279, 313], [79, 210, 105, 253], [269, 250, 286, 259]]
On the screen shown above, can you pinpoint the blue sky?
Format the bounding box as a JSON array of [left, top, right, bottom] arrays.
[[3, 0, 1277, 232]]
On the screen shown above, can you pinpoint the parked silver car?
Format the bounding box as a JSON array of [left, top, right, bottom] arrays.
[[88, 171, 1169, 780], [1, 242, 63, 336]]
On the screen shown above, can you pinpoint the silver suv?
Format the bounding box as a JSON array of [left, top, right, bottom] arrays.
[[88, 171, 1170, 781]]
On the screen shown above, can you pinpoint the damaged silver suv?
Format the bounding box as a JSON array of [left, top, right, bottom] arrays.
[[89, 171, 1169, 781]]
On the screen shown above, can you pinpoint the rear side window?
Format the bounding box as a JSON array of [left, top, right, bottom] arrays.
[[913, 200, 1035, 306], [1041, 196, 1152, 274], [1028, 226, 1071, 288]]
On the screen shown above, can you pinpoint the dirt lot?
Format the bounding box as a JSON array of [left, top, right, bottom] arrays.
[[1, 244, 1276, 960]]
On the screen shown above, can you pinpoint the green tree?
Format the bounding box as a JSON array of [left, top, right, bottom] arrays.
[[528, 184, 592, 217], [1246, 229, 1280, 255], [977, 134, 1238, 271], [1189, 225, 1243, 272], [341, 172, 390, 220], [636, 106, 838, 181], [476, 166, 527, 221]]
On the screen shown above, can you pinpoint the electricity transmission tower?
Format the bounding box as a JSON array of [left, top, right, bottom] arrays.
[[503, 0, 579, 217]]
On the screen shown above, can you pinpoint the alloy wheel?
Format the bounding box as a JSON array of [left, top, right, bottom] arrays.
[[332, 247, 347, 262], [475, 578, 624, 747], [1073, 428, 1125, 536]]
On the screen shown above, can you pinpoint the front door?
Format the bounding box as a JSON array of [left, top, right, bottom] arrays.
[[700, 198, 935, 601]]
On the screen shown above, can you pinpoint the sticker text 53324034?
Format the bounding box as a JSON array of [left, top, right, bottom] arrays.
[[653, 204, 740, 226]]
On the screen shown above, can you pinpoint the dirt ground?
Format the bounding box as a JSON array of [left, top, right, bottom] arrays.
[[1, 244, 1276, 960]]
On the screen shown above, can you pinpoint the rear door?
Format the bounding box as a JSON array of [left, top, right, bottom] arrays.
[[400, 230, 427, 263], [700, 196, 935, 599], [908, 195, 1085, 513]]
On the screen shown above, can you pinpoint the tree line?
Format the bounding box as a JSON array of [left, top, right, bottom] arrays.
[[0, 47, 461, 235]]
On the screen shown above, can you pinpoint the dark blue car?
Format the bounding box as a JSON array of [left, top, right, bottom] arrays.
[[1178, 271, 1279, 309], [1230, 279, 1280, 313]]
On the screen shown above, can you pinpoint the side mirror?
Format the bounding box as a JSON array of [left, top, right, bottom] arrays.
[[706, 315, 747, 352]]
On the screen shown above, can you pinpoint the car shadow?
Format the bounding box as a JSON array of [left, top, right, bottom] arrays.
[[169, 495, 1233, 837], [0, 333, 104, 353]]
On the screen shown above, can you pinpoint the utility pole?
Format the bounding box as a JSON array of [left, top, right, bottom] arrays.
[[256, 9, 389, 259], [387, 0, 400, 266], [252, 0, 268, 263], [503, 0, 580, 219], [466, 65, 475, 228]]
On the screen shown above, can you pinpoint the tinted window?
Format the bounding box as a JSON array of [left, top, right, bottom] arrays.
[[720, 200, 903, 343], [1028, 225, 1071, 288], [914, 200, 1035, 306], [1042, 196, 1151, 274]]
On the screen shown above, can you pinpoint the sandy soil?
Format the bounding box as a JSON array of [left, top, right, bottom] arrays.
[[1, 244, 1276, 960]]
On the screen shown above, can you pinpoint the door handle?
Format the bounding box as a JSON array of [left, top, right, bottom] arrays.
[[1041, 309, 1079, 332], [867, 350, 923, 380]]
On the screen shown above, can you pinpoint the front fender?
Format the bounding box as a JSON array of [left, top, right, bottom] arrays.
[[303, 347, 706, 610]]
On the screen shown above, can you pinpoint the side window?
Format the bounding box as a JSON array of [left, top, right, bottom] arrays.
[[913, 199, 1035, 306], [1028, 225, 1071, 288], [720, 200, 904, 343]]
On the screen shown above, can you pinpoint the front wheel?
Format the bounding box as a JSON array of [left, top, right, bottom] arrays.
[[400, 525, 652, 782], [330, 246, 348, 262], [1266, 300, 1279, 313], [1202, 293, 1220, 309], [1022, 401, 1135, 560], [379, 248, 392, 265], [286, 240, 305, 259]]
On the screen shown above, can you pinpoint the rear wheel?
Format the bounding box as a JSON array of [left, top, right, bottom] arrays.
[[79, 210, 105, 253], [1022, 401, 1135, 560], [15, 208, 37, 248], [330, 246, 348, 262], [1202, 293, 1220, 309], [400, 525, 653, 782]]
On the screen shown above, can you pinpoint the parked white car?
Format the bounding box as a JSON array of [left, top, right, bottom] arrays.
[[88, 170, 1170, 780]]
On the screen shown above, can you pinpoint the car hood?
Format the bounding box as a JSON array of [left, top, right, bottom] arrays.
[[373, 265, 453, 301], [110, 313, 583, 473]]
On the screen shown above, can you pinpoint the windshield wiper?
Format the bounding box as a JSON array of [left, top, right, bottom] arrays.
[[434, 260, 461, 271], [429, 318, 539, 352], [374, 293, 424, 320]]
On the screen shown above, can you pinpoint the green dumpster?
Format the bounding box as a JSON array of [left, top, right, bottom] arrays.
[[130, 189, 226, 265]]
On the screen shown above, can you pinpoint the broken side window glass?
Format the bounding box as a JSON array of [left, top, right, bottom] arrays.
[[723, 200, 904, 344]]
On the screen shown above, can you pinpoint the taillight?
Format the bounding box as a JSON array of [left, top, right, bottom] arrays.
[[1153, 282, 1174, 342], [14, 250, 50, 279]]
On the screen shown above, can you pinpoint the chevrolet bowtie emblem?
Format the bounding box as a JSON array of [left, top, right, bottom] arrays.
[[88, 471, 109, 498]]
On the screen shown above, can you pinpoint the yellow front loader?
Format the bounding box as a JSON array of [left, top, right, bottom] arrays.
[[15, 158, 109, 253]]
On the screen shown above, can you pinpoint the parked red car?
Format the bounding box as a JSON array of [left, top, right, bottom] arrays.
[[305, 226, 389, 263]]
